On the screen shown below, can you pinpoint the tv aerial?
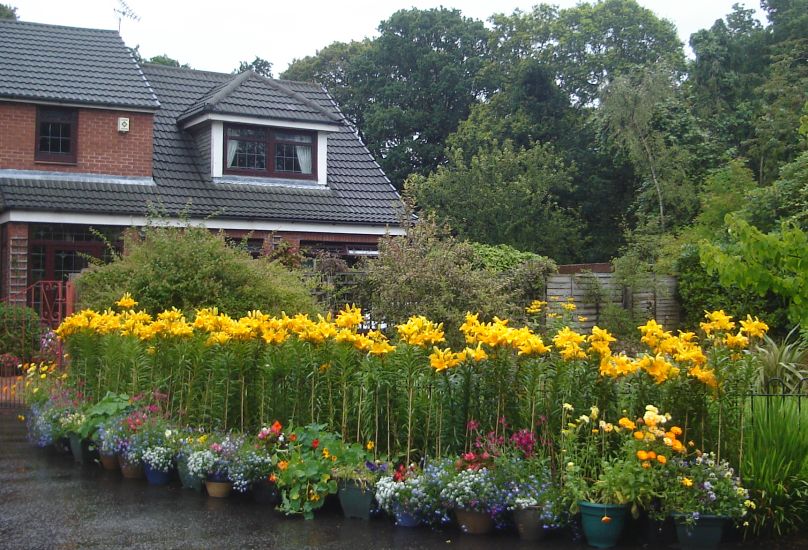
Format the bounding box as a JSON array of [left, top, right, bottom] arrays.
[[114, 0, 140, 32]]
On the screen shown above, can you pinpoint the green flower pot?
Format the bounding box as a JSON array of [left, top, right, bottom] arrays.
[[579, 502, 628, 548], [177, 455, 203, 492], [68, 434, 96, 465], [338, 480, 374, 520], [674, 514, 727, 549]]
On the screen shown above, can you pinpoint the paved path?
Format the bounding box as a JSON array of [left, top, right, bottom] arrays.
[[1, 408, 804, 550]]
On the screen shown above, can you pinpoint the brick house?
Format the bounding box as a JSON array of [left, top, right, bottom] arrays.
[[0, 20, 405, 303]]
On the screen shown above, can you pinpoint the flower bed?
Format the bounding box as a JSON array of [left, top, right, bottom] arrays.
[[19, 295, 778, 544]]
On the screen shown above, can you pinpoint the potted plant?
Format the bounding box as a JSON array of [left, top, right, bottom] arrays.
[[440, 467, 500, 534], [186, 434, 243, 498], [491, 428, 561, 540], [60, 409, 93, 464], [94, 417, 123, 471], [375, 463, 453, 527], [79, 392, 131, 470], [177, 432, 208, 491], [497, 460, 560, 541], [562, 405, 685, 548], [137, 423, 179, 486], [114, 409, 153, 479], [246, 421, 289, 504], [273, 424, 339, 519], [332, 440, 383, 520], [663, 451, 753, 549]]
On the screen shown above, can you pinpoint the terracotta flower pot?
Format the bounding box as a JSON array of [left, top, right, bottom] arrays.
[[205, 479, 233, 498], [455, 509, 494, 535], [118, 455, 145, 479], [514, 507, 547, 541], [99, 452, 119, 471]]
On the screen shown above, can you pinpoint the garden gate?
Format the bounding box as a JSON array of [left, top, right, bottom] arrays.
[[0, 281, 68, 408]]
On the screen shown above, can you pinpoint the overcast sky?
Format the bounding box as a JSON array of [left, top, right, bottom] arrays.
[[14, 1, 765, 75]]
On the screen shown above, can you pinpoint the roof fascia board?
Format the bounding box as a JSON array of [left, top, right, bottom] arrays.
[[0, 210, 405, 236], [0, 97, 158, 114], [180, 112, 341, 132]]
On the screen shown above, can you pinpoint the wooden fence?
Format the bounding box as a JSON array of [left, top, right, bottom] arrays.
[[546, 266, 679, 331]]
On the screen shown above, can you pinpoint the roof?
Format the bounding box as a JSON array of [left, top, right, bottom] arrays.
[[0, 20, 159, 110], [177, 70, 342, 125], [0, 59, 404, 227]]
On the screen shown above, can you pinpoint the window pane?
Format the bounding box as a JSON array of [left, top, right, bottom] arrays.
[[274, 132, 312, 144], [227, 127, 266, 139], [39, 121, 72, 154], [228, 139, 266, 170], [275, 143, 312, 174]]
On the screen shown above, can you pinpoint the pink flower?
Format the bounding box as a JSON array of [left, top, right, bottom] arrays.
[[466, 419, 479, 431], [210, 443, 223, 453]]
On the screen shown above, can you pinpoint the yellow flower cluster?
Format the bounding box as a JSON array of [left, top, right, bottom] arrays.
[[552, 327, 586, 360], [58, 299, 398, 356], [525, 300, 547, 315], [396, 316, 445, 347], [460, 313, 550, 356]]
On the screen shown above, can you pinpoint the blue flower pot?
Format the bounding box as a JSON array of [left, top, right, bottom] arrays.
[[674, 514, 726, 549], [394, 507, 420, 527], [144, 463, 173, 486], [579, 502, 628, 548]]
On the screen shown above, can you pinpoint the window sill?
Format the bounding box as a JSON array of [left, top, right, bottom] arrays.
[[213, 175, 327, 189], [35, 159, 78, 166]]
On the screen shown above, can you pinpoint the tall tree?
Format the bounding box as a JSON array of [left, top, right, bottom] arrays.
[[406, 142, 585, 262], [354, 8, 491, 188], [490, 0, 685, 107], [146, 54, 190, 68], [281, 40, 372, 130], [234, 56, 273, 78], [599, 67, 697, 233], [0, 3, 17, 19]]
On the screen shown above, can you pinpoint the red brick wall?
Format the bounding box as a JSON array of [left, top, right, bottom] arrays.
[[0, 102, 153, 177]]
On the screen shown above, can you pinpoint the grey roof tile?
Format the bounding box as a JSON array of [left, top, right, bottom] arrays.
[[0, 37, 403, 227], [0, 20, 159, 109]]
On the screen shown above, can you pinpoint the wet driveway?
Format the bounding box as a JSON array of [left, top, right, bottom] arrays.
[[1, 408, 805, 550], [0, 408, 570, 550]]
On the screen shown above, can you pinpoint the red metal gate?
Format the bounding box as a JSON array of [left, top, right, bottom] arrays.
[[0, 281, 68, 407]]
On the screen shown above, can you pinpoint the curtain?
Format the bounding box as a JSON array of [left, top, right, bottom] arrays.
[[227, 140, 239, 167], [296, 145, 312, 174]]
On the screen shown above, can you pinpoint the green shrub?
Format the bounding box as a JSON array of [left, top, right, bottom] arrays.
[[468, 242, 548, 272], [362, 218, 513, 345], [75, 224, 318, 317], [675, 244, 785, 332], [0, 302, 42, 361]]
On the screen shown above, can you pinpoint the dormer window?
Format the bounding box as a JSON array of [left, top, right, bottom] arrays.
[[224, 124, 316, 180]]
